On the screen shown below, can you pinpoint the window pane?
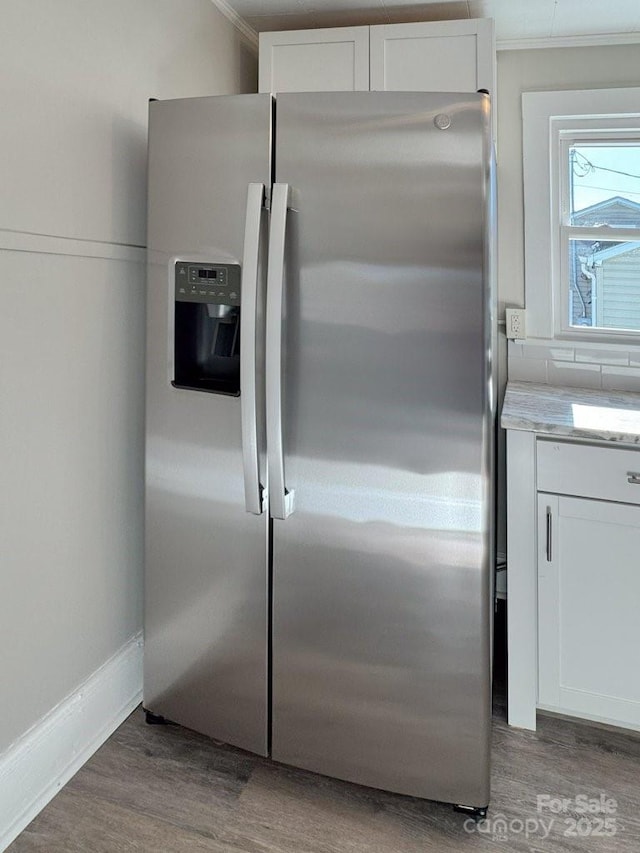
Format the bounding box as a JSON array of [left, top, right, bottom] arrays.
[[568, 239, 640, 330], [569, 145, 640, 225]]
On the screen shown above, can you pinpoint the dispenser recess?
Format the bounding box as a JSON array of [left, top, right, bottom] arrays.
[[173, 261, 241, 396]]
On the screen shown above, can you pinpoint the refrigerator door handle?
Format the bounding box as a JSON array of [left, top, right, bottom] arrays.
[[266, 182, 295, 519], [240, 182, 266, 515]]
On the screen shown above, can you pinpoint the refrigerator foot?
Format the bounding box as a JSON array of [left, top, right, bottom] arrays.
[[144, 708, 168, 726], [453, 804, 488, 821]]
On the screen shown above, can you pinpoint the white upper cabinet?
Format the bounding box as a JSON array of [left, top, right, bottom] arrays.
[[259, 19, 495, 100], [369, 19, 495, 94], [259, 27, 370, 93]]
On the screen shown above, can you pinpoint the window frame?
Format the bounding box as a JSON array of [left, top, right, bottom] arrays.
[[522, 87, 640, 342]]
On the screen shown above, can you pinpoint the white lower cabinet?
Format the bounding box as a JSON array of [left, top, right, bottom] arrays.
[[504, 390, 640, 733], [537, 491, 640, 729]]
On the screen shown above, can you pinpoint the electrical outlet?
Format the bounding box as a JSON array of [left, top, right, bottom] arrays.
[[505, 308, 526, 340]]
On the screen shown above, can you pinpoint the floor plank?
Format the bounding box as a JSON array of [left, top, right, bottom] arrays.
[[8, 788, 243, 853]]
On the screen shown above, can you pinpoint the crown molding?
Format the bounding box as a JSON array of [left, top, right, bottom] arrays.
[[210, 0, 259, 51], [208, 4, 640, 56], [498, 32, 640, 51]]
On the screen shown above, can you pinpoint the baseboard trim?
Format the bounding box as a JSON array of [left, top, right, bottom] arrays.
[[0, 632, 143, 852]]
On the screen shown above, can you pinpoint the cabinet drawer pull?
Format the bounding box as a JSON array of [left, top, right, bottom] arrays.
[[627, 472, 640, 485], [546, 506, 552, 562]]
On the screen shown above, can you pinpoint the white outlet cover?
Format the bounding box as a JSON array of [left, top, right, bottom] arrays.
[[506, 308, 526, 340]]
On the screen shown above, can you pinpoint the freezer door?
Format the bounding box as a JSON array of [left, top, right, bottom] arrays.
[[270, 92, 494, 806], [144, 95, 271, 755]]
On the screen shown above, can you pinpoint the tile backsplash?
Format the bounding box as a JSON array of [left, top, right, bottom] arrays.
[[508, 340, 640, 392]]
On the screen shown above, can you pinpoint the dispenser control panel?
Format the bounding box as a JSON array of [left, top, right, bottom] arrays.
[[175, 262, 241, 306]]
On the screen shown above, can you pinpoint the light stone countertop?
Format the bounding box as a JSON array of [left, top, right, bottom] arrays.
[[501, 381, 640, 445]]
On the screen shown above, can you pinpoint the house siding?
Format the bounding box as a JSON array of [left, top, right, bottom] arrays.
[[598, 246, 640, 329]]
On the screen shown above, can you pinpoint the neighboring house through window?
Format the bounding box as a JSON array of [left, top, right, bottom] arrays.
[[569, 196, 640, 329]]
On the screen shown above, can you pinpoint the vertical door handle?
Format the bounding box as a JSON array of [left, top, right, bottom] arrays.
[[546, 506, 552, 562], [240, 182, 265, 515], [266, 183, 295, 520]]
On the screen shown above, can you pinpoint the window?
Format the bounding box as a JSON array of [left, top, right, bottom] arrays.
[[561, 135, 640, 331], [523, 88, 640, 341]]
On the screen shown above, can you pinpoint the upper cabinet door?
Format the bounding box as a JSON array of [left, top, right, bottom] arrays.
[[259, 27, 369, 93], [369, 19, 495, 95]]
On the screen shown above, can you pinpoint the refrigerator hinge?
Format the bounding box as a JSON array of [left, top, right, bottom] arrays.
[[263, 188, 271, 211]]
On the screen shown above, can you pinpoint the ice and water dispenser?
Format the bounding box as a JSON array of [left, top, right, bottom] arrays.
[[173, 261, 241, 396]]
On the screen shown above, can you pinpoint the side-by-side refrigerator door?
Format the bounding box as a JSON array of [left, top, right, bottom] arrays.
[[268, 92, 493, 807], [145, 94, 272, 756]]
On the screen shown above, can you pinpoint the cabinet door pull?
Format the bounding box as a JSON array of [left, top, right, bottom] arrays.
[[546, 506, 552, 562], [627, 471, 640, 485]]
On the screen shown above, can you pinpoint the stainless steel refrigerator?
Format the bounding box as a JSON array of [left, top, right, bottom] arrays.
[[144, 91, 495, 813]]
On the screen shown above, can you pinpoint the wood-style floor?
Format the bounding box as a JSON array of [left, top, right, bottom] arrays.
[[8, 624, 640, 852]]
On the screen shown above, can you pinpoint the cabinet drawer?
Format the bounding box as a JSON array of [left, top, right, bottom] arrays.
[[537, 439, 640, 505]]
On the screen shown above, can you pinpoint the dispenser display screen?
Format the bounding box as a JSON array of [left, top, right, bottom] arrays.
[[190, 265, 226, 285], [174, 261, 241, 307]]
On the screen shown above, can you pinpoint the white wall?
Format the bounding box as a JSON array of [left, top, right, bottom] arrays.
[[497, 42, 640, 315], [493, 43, 640, 559], [0, 0, 256, 754]]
